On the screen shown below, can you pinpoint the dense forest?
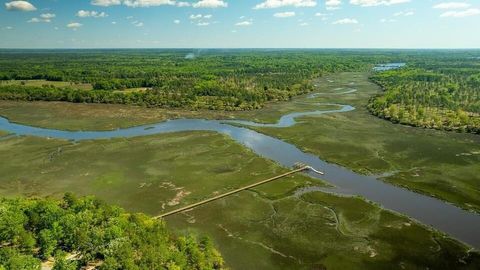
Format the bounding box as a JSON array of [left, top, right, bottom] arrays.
[[0, 49, 386, 110], [0, 194, 224, 270], [369, 58, 480, 134], [0, 49, 479, 118]]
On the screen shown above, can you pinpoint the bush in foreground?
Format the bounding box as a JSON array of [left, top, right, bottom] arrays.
[[0, 193, 225, 270]]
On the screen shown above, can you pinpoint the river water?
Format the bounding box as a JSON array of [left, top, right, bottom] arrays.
[[0, 102, 479, 248]]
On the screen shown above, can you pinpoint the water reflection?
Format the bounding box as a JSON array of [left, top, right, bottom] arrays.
[[0, 102, 479, 248]]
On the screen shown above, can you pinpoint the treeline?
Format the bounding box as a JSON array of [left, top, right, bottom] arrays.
[[0, 50, 380, 110], [369, 64, 480, 134], [0, 194, 225, 270]]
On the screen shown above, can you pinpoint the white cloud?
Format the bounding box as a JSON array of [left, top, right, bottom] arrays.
[[394, 10, 414, 16], [193, 0, 228, 8], [4, 26, 14, 30], [299, 22, 309, 26], [326, 0, 341, 10], [254, 0, 316, 9], [91, 0, 175, 7], [274, 11, 296, 17], [28, 13, 56, 23], [123, 0, 175, 7], [190, 14, 213, 26], [316, 13, 329, 20], [235, 20, 252, 26], [132, 20, 144, 26], [190, 14, 206, 19], [380, 18, 396, 23], [174, 19, 181, 24], [349, 0, 410, 7], [67, 22, 83, 29], [91, 0, 121, 6], [433, 2, 470, 9], [177, 1, 191, 7], [332, 18, 358, 24], [41, 13, 56, 20], [27, 18, 41, 23], [440, 8, 480, 17], [315, 12, 328, 17], [77, 10, 108, 18], [5, 1, 36, 11], [111, 21, 117, 24]]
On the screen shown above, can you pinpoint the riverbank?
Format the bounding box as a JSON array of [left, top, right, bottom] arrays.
[[0, 132, 478, 269], [1, 72, 479, 268], [1, 73, 477, 215]]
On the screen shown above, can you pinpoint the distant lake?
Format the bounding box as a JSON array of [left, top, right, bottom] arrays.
[[373, 63, 406, 71]]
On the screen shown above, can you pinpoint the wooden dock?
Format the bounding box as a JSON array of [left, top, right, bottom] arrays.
[[154, 165, 321, 219]]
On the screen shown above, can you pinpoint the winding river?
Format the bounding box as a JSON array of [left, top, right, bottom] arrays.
[[0, 101, 479, 248]]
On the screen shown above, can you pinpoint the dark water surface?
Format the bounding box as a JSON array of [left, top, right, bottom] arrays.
[[373, 63, 406, 71], [1, 103, 479, 248]]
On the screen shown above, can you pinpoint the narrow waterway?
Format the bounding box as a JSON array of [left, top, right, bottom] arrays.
[[0, 102, 479, 248]]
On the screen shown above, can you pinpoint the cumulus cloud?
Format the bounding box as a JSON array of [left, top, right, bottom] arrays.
[[91, 0, 121, 6], [28, 13, 56, 23], [349, 0, 410, 7], [193, 0, 228, 8], [67, 22, 83, 29], [235, 20, 252, 26], [41, 13, 56, 20], [77, 10, 108, 18], [274, 11, 296, 17], [189, 13, 212, 26], [91, 0, 227, 8], [5, 1, 36, 11], [433, 2, 470, 9], [332, 18, 358, 24], [27, 18, 41, 23], [124, 0, 175, 7], [174, 19, 181, 24], [190, 14, 212, 19], [176, 1, 191, 7], [254, 0, 316, 9], [394, 10, 414, 16], [91, 0, 175, 7], [326, 0, 341, 10], [190, 14, 202, 19], [132, 20, 144, 26], [440, 8, 480, 18], [380, 18, 396, 23]]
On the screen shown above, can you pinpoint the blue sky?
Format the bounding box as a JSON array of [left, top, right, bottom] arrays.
[[1, 0, 480, 48]]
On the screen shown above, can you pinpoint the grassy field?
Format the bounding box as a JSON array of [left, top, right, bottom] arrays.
[[0, 91, 316, 131], [0, 73, 478, 213], [0, 79, 93, 90], [0, 132, 478, 269], [245, 73, 480, 213], [0, 132, 307, 214], [167, 189, 480, 270], [0, 72, 479, 268]]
